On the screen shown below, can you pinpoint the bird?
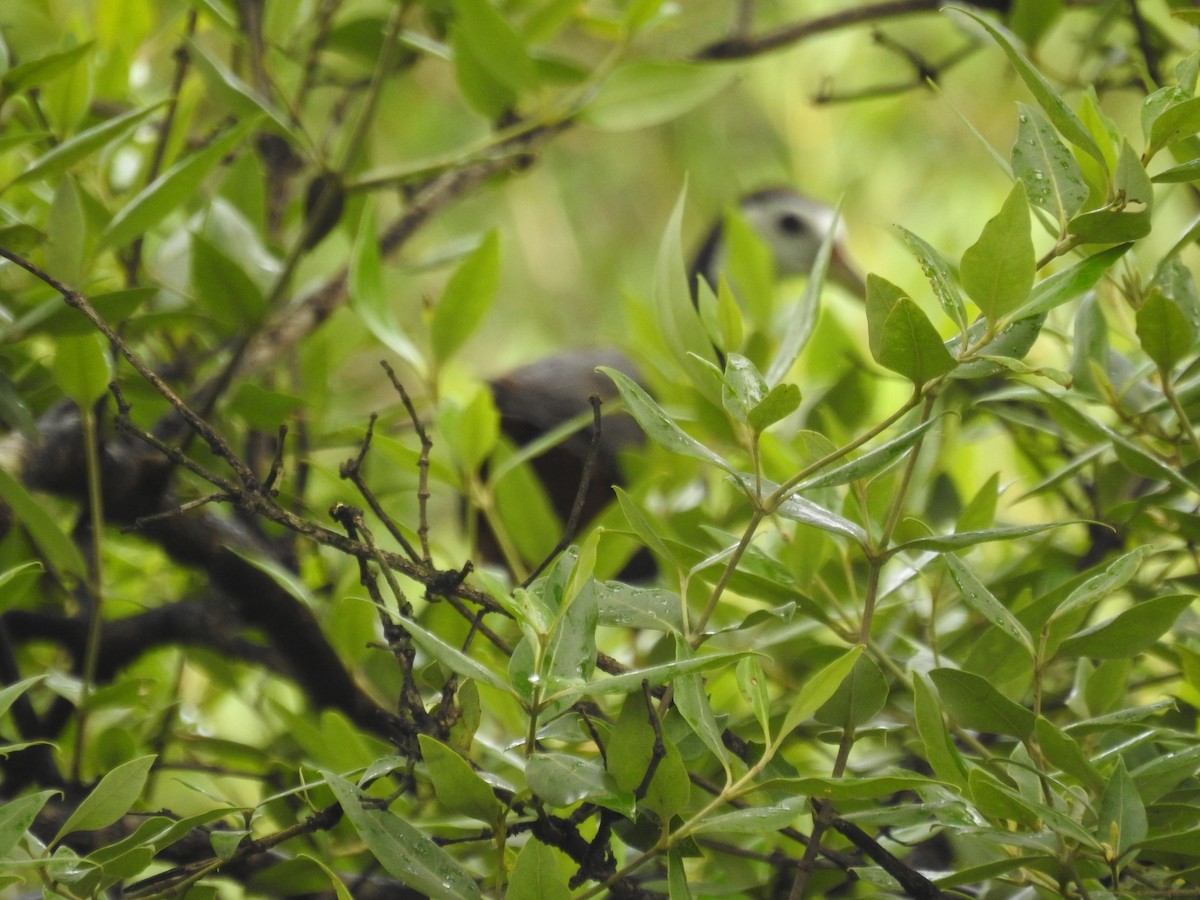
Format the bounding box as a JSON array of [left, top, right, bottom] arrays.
[[478, 188, 864, 579]]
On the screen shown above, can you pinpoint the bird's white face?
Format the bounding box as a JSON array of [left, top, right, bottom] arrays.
[[736, 189, 864, 298], [740, 191, 844, 276]]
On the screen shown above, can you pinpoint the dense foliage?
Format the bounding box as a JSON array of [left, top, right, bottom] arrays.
[[2, 1, 1200, 897]]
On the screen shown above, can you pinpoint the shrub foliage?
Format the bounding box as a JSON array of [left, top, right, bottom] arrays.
[[1, 2, 1200, 898]]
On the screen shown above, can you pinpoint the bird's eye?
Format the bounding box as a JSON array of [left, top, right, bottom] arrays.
[[777, 212, 808, 236]]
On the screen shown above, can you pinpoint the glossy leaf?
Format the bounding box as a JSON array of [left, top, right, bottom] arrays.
[[1136, 291, 1195, 372], [1034, 716, 1104, 792], [961, 181, 1035, 324], [526, 753, 623, 810], [914, 674, 969, 788], [1012, 102, 1087, 223], [1146, 96, 1200, 161], [777, 645, 863, 740], [814, 653, 888, 728], [607, 692, 690, 821], [1098, 757, 1146, 857], [323, 771, 483, 900], [866, 275, 957, 384], [897, 225, 968, 333], [507, 839, 570, 900], [953, 9, 1105, 165], [54, 756, 155, 844], [929, 668, 1035, 738], [672, 636, 730, 767], [944, 553, 1034, 655], [1057, 594, 1193, 659], [796, 416, 939, 490], [602, 367, 739, 478], [417, 736, 502, 826]]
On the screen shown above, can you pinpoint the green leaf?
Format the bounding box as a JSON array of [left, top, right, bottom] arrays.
[[54, 755, 155, 844], [430, 231, 499, 364], [1136, 291, 1195, 373], [0, 675, 44, 724], [690, 796, 808, 834], [929, 668, 1035, 738], [1068, 143, 1153, 243], [190, 232, 267, 327], [542, 569, 598, 690], [99, 116, 261, 252], [417, 736, 502, 826], [581, 62, 735, 132], [1147, 96, 1200, 161], [736, 657, 772, 743], [323, 771, 483, 900], [1012, 102, 1088, 223], [0, 467, 88, 580], [1151, 156, 1200, 182], [185, 39, 299, 142], [865, 275, 957, 384], [350, 200, 424, 372], [1033, 716, 1104, 792], [952, 9, 1105, 165], [672, 636, 730, 767], [1048, 547, 1146, 625], [1057, 594, 1193, 659], [453, 0, 535, 92], [759, 775, 946, 802], [765, 200, 845, 385], [814, 653, 888, 728], [593, 581, 682, 632], [451, 28, 516, 119], [914, 674, 968, 789], [0, 790, 58, 857], [747, 383, 801, 432], [601, 367, 738, 479], [387, 611, 515, 697], [796, 416, 939, 490], [607, 692, 690, 821], [526, 753, 623, 810], [550, 650, 750, 704], [777, 645, 863, 740], [721, 353, 767, 424], [8, 103, 164, 190], [948, 314, 1047, 380], [960, 180, 1035, 324], [1, 42, 95, 97], [53, 333, 112, 408], [650, 186, 722, 402], [507, 839, 570, 900], [943, 553, 1034, 655], [897, 225, 968, 333], [296, 853, 354, 900], [1098, 757, 1146, 857], [1035, 389, 1200, 493], [1010, 243, 1132, 320], [890, 521, 1075, 555], [774, 491, 869, 545]]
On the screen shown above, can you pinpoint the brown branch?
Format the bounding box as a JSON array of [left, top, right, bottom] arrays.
[[692, 0, 945, 60]]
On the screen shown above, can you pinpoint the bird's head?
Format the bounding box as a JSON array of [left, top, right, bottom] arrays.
[[692, 187, 866, 301]]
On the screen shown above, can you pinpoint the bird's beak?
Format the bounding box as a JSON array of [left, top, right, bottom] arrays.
[[828, 244, 867, 302]]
